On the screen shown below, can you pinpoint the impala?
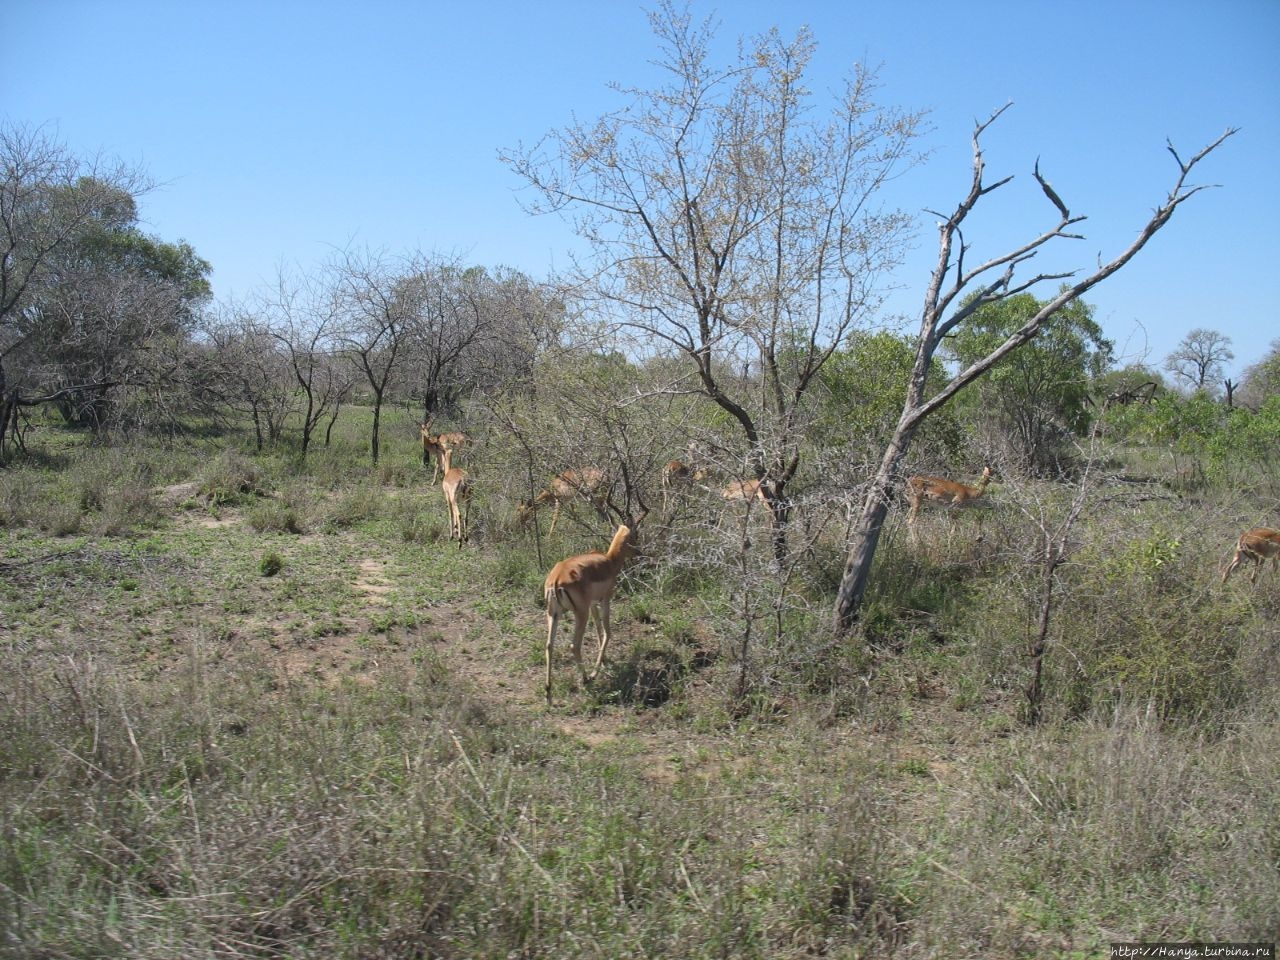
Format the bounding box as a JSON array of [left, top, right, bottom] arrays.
[[1221, 527, 1280, 583], [543, 522, 639, 704], [420, 420, 468, 484], [905, 466, 994, 530], [721, 477, 767, 503], [424, 438, 471, 546], [661, 459, 709, 510], [517, 467, 609, 535]]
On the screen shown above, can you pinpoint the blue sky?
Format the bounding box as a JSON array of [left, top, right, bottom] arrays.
[[5, 0, 1277, 379]]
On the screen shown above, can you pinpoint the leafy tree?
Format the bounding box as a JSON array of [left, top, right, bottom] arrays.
[[1093, 364, 1164, 405], [948, 291, 1113, 476], [1238, 338, 1280, 410], [812, 330, 960, 470], [1, 123, 157, 451], [1113, 390, 1227, 453], [1207, 395, 1280, 485], [1164, 327, 1233, 394], [29, 193, 211, 431]]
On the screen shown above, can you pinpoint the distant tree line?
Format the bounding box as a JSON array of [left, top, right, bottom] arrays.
[[1, 123, 564, 461]]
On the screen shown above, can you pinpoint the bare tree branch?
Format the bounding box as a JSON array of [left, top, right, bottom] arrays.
[[1034, 157, 1070, 219], [833, 119, 1238, 636]]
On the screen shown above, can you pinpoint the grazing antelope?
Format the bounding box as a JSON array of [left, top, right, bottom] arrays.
[[543, 522, 639, 704], [517, 467, 609, 535], [425, 438, 471, 546], [661, 459, 709, 510], [1221, 527, 1280, 584], [420, 420, 468, 484], [905, 466, 994, 533]]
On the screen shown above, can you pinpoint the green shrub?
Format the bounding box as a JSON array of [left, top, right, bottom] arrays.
[[42, 499, 84, 537], [199, 450, 268, 504], [246, 499, 303, 534], [321, 483, 387, 530]]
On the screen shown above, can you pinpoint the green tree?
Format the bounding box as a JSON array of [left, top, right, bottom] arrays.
[[1239, 338, 1280, 410], [1110, 390, 1225, 453], [1208, 395, 1280, 483], [948, 291, 1112, 476], [5, 178, 210, 434], [813, 330, 959, 465], [1, 124, 155, 450], [33, 191, 211, 430]]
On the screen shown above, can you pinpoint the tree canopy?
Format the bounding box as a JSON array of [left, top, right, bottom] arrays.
[[948, 291, 1112, 476]]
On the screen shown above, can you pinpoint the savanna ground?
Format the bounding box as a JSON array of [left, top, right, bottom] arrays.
[[2, 407, 1277, 959]]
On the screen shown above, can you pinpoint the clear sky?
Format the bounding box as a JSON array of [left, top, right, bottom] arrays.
[[5, 0, 1277, 379]]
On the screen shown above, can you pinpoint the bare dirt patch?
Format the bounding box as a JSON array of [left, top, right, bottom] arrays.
[[354, 558, 393, 601], [197, 516, 238, 529]]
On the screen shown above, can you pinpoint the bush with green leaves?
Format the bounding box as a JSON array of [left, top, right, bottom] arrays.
[[948, 291, 1112, 477]]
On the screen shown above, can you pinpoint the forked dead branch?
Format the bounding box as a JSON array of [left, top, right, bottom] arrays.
[[832, 113, 1238, 635]]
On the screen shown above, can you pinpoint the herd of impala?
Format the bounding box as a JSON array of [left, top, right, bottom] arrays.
[[418, 421, 1279, 704]]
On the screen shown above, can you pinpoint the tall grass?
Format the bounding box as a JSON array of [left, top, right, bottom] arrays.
[[2, 419, 1277, 956]]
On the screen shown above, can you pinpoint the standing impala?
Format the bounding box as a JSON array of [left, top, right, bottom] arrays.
[[1221, 527, 1280, 583], [905, 466, 994, 532], [420, 420, 468, 484], [424, 437, 471, 546], [543, 522, 640, 705]]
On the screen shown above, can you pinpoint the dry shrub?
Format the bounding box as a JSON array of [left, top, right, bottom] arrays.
[[246, 498, 304, 534], [907, 704, 1280, 950], [198, 449, 269, 504]]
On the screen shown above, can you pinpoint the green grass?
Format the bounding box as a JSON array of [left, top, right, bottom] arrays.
[[1, 417, 1276, 957]]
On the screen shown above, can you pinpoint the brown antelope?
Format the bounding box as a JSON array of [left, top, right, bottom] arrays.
[[661, 459, 710, 510], [721, 477, 767, 504], [906, 466, 994, 533], [517, 467, 609, 535], [1221, 527, 1280, 583], [420, 420, 468, 484], [543, 522, 640, 704], [424, 438, 471, 546], [714, 477, 769, 530]]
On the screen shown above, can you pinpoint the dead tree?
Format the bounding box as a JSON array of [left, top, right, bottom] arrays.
[[833, 108, 1236, 636]]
